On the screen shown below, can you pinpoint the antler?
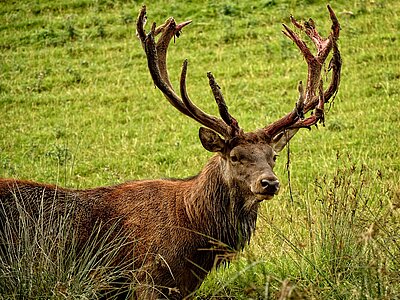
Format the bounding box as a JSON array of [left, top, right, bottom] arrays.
[[264, 5, 341, 140], [136, 5, 241, 139]]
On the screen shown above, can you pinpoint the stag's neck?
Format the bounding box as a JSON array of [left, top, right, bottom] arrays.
[[185, 155, 258, 250]]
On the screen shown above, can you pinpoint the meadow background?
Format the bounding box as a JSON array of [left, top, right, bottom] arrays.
[[0, 0, 399, 299]]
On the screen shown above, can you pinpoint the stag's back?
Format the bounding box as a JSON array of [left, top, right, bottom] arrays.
[[0, 179, 115, 242]]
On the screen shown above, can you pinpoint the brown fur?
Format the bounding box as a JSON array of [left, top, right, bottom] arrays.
[[0, 131, 281, 299]]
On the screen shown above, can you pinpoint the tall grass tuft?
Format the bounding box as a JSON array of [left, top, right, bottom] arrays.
[[263, 156, 400, 299], [0, 192, 136, 299], [196, 156, 399, 299]]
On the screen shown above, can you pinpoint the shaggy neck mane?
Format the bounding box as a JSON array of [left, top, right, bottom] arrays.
[[184, 155, 259, 251]]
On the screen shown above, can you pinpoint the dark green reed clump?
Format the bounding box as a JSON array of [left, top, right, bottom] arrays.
[[0, 193, 135, 299]]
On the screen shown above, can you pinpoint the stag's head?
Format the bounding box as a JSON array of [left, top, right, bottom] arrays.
[[136, 6, 341, 202]]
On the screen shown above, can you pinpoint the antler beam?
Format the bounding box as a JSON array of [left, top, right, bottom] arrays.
[[136, 5, 241, 139]]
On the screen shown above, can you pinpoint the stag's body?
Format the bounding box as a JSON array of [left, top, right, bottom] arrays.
[[0, 5, 341, 300], [1, 154, 261, 298]]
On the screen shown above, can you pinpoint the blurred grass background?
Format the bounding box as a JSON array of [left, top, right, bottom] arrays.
[[1, 0, 399, 298]]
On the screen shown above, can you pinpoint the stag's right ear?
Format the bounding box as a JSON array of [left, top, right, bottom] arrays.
[[199, 127, 225, 153]]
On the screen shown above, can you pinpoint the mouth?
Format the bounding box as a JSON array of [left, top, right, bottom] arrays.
[[254, 193, 275, 202]]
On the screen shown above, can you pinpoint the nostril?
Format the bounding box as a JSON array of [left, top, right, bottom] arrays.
[[260, 179, 270, 188], [272, 180, 280, 193], [260, 179, 280, 193]]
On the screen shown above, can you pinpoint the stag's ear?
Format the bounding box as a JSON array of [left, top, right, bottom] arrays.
[[271, 129, 299, 153], [199, 127, 225, 153]]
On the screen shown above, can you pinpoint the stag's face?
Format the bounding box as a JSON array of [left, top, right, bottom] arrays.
[[226, 140, 279, 201], [200, 128, 285, 203]]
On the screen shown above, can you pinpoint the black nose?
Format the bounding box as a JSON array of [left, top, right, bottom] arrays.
[[260, 179, 280, 194]]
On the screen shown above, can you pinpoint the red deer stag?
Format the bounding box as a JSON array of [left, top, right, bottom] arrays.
[[0, 5, 341, 299]]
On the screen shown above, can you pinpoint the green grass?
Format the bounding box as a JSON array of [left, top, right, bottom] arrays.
[[1, 0, 399, 299]]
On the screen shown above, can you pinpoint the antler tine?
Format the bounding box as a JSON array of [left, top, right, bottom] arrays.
[[180, 60, 234, 139], [303, 38, 341, 113], [155, 17, 192, 90], [265, 5, 341, 138], [136, 5, 147, 46], [301, 5, 341, 113], [291, 80, 325, 129], [143, 24, 191, 116], [207, 72, 241, 137], [282, 23, 321, 104], [137, 5, 191, 90], [137, 5, 192, 117], [137, 6, 241, 139]]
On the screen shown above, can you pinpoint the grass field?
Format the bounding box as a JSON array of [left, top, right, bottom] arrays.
[[1, 0, 399, 299]]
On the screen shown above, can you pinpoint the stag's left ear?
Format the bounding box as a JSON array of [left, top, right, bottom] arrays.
[[199, 127, 226, 153], [271, 129, 299, 153]]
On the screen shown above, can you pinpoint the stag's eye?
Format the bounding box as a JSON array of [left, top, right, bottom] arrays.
[[273, 154, 278, 162], [230, 154, 239, 163]]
